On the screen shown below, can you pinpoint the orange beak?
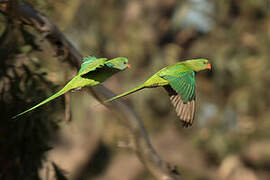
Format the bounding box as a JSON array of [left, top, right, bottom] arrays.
[[127, 64, 131, 68], [207, 63, 211, 70]]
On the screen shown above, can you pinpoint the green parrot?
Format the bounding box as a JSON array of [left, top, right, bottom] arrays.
[[104, 59, 211, 127], [12, 56, 130, 119]]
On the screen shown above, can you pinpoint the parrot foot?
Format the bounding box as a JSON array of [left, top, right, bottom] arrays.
[[71, 87, 82, 92]]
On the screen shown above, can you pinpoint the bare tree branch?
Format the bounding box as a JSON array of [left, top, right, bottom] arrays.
[[1, 1, 181, 179]]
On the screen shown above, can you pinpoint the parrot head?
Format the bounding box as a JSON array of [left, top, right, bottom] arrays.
[[183, 58, 211, 72], [106, 57, 130, 70]]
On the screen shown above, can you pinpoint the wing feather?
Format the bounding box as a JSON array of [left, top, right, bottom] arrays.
[[78, 58, 107, 76], [162, 72, 196, 127]]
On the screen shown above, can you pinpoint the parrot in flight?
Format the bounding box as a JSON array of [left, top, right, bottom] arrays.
[[12, 56, 130, 119], [104, 58, 211, 127]]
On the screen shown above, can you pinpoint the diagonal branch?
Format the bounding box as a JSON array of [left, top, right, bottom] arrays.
[[1, 1, 181, 179]]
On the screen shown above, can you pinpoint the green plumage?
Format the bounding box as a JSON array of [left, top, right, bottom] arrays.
[[104, 58, 211, 127], [161, 71, 195, 103], [78, 56, 104, 74], [12, 57, 129, 119]]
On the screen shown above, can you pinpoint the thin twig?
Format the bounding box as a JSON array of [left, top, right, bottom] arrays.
[[2, 1, 181, 179], [64, 92, 71, 123]]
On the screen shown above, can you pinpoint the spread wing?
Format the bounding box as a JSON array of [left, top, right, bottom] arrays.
[[78, 57, 108, 76], [161, 72, 196, 127]]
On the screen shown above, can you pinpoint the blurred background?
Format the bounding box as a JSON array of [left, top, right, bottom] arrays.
[[1, 0, 270, 179]]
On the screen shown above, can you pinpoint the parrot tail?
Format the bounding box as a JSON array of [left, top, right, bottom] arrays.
[[104, 84, 145, 103], [12, 78, 78, 119]]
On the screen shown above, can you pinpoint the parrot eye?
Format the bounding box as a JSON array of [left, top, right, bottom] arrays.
[[203, 61, 207, 64]]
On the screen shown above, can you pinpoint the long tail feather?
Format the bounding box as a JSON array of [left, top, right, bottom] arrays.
[[12, 79, 78, 119], [104, 84, 145, 103]]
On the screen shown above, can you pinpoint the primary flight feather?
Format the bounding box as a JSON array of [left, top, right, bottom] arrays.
[[104, 58, 211, 127], [12, 56, 130, 119]]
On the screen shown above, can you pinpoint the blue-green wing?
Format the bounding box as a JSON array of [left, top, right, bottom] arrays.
[[161, 72, 195, 102], [161, 72, 196, 127], [78, 57, 107, 76]]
